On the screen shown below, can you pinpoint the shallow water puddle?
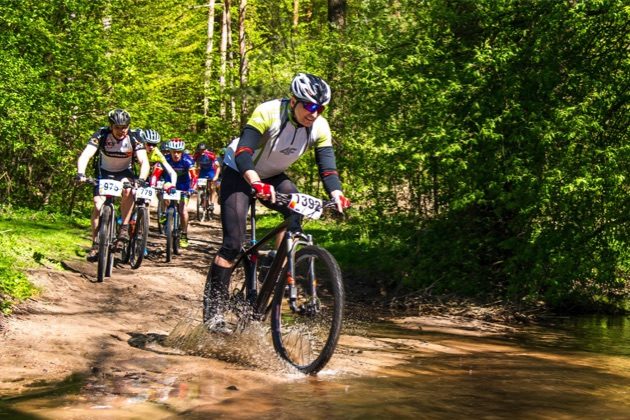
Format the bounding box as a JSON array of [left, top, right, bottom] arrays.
[[2, 315, 629, 418]]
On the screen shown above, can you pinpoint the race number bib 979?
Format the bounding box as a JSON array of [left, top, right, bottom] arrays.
[[197, 178, 208, 187], [288, 193, 323, 219], [98, 179, 123, 197]]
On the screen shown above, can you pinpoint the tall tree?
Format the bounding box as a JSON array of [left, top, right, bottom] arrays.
[[203, 0, 217, 120], [238, 0, 249, 126]]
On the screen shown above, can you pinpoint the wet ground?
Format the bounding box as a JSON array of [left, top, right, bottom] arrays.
[[1, 201, 629, 418]]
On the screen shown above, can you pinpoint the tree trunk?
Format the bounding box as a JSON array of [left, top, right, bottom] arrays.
[[219, 0, 230, 119], [293, 0, 299, 28], [226, 0, 236, 124], [203, 0, 217, 120], [238, 0, 249, 126]]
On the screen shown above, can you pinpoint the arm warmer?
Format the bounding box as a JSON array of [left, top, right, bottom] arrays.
[[315, 146, 342, 194], [234, 125, 262, 175]]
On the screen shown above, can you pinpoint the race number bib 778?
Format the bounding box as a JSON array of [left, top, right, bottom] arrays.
[[98, 179, 123, 197], [288, 193, 323, 219]]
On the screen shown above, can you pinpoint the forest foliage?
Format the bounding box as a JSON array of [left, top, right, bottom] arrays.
[[0, 0, 628, 311]]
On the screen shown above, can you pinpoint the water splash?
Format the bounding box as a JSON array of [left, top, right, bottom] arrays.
[[165, 318, 299, 374]]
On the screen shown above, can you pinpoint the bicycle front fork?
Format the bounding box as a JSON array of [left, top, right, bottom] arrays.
[[285, 231, 313, 313]]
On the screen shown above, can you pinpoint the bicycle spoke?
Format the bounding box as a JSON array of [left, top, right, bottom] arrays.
[[271, 246, 344, 374]]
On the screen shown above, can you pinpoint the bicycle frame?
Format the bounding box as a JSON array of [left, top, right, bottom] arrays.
[[235, 197, 315, 318]]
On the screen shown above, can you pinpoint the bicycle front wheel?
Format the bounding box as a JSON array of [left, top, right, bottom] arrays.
[[165, 208, 174, 262], [129, 206, 149, 269], [172, 211, 180, 256], [271, 245, 344, 374], [97, 205, 113, 283], [157, 196, 164, 234], [196, 189, 205, 222]]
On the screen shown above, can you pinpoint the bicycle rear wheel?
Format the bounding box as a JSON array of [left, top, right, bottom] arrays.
[[203, 254, 257, 332], [97, 205, 113, 283], [271, 245, 344, 374], [129, 206, 149, 269]]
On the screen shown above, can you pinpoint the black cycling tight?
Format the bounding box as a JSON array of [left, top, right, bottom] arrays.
[[217, 166, 301, 261]]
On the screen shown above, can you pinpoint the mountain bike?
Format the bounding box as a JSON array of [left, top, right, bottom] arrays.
[[161, 188, 190, 262], [196, 177, 215, 222], [155, 181, 166, 235], [120, 185, 154, 269], [202, 192, 345, 374], [84, 177, 133, 282]]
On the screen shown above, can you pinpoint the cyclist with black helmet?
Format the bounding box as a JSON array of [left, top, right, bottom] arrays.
[[76, 109, 150, 261], [193, 142, 221, 217], [165, 138, 198, 248], [205, 73, 351, 319]]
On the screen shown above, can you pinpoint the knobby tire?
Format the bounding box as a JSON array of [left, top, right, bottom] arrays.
[[165, 208, 174, 263], [129, 206, 148, 269], [157, 196, 164, 234], [203, 254, 256, 331], [97, 205, 113, 283], [172, 210, 180, 256], [270, 245, 344, 374]]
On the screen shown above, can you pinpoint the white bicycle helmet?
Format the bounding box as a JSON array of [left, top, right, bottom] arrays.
[[167, 138, 185, 151], [108, 109, 131, 126], [143, 129, 161, 145], [290, 73, 331, 106]]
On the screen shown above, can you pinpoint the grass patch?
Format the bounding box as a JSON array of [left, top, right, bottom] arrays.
[[254, 211, 377, 277], [0, 206, 91, 314]]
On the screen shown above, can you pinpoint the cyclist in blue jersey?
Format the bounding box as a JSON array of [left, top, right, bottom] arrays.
[[205, 73, 351, 322], [165, 138, 198, 248]]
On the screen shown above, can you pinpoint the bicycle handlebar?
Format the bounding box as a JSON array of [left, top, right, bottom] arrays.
[[81, 177, 135, 189]]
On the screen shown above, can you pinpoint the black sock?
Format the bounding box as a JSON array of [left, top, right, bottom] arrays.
[[204, 262, 231, 319]]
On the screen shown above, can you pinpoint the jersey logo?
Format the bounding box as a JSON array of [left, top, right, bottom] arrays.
[[279, 146, 298, 156], [105, 137, 117, 149]]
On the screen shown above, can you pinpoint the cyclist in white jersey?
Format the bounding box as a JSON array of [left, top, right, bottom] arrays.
[[76, 109, 150, 261], [205, 73, 351, 321]]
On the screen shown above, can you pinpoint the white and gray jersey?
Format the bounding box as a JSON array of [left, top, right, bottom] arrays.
[[86, 128, 145, 173]]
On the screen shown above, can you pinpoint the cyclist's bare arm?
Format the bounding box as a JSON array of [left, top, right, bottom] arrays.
[[162, 159, 178, 186], [77, 144, 98, 175], [135, 149, 150, 180]]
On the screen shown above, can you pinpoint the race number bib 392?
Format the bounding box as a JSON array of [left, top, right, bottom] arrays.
[[288, 193, 323, 219]]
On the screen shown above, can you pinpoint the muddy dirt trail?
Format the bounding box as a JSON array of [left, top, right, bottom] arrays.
[[0, 201, 520, 418]]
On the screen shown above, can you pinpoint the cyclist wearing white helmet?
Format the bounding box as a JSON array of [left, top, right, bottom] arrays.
[[206, 73, 351, 317], [142, 129, 177, 189], [76, 109, 150, 261], [165, 137, 198, 248]]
